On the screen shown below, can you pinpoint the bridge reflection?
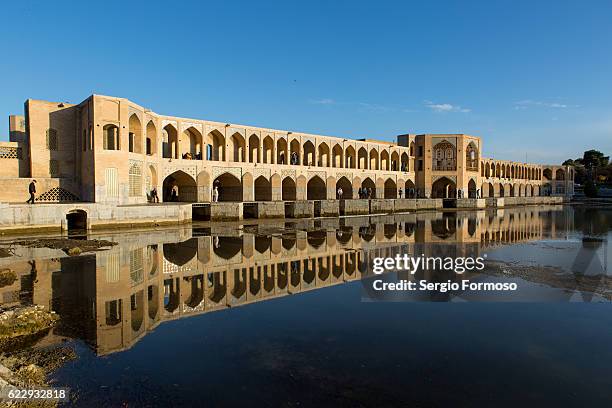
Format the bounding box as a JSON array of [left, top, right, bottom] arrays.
[[0, 205, 576, 355]]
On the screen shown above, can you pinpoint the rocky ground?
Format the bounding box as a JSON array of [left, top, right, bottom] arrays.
[[0, 306, 74, 407]]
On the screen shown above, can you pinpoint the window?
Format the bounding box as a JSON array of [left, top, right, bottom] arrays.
[[105, 168, 119, 198], [129, 162, 142, 197], [46, 129, 58, 150], [418, 146, 423, 157], [103, 125, 120, 150], [465, 143, 479, 171], [146, 138, 152, 155], [432, 140, 456, 171], [130, 248, 144, 286], [418, 160, 423, 171], [129, 132, 135, 152]]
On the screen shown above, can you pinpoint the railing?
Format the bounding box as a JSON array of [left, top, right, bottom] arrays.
[[0, 146, 22, 159]]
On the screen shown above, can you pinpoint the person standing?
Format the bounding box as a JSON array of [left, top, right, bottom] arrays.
[[27, 180, 37, 204], [212, 185, 219, 202], [337, 187, 343, 199]]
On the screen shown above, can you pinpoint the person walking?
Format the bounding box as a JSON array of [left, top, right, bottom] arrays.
[[151, 187, 159, 203], [27, 180, 37, 204]]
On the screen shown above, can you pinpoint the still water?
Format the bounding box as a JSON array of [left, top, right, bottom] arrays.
[[2, 204, 612, 407]]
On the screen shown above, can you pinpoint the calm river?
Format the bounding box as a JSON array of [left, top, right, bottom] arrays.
[[1, 204, 611, 406]]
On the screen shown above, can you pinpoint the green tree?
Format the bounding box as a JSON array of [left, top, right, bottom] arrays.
[[584, 180, 598, 197]]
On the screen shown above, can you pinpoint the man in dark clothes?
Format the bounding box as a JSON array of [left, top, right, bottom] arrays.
[[27, 180, 37, 204]]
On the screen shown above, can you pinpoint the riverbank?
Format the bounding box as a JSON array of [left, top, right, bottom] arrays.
[[0, 196, 567, 235]]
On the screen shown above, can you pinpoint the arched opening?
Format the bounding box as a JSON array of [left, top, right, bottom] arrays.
[[465, 142, 478, 171], [499, 184, 505, 197], [185, 275, 204, 308], [147, 165, 158, 200], [66, 209, 87, 233], [303, 141, 315, 166], [290, 139, 300, 165], [404, 180, 416, 198], [431, 215, 457, 240], [164, 278, 180, 313], [357, 147, 368, 169], [509, 184, 515, 197], [485, 163, 490, 178], [485, 182, 494, 198], [163, 170, 197, 202], [380, 150, 390, 171], [248, 134, 260, 163], [213, 173, 243, 202], [282, 177, 296, 201], [163, 239, 197, 266], [336, 177, 352, 199], [148, 285, 159, 320], [432, 140, 456, 171], [146, 121, 156, 156], [369, 149, 379, 170], [317, 142, 330, 167], [400, 152, 409, 172], [526, 184, 533, 196], [307, 176, 326, 200], [162, 124, 178, 158], [181, 127, 203, 159], [103, 124, 120, 151], [468, 179, 477, 198], [128, 114, 142, 154], [332, 144, 343, 168], [230, 133, 246, 162], [431, 177, 456, 198], [391, 151, 399, 171], [345, 146, 356, 168], [213, 237, 242, 260], [361, 177, 376, 198], [130, 290, 144, 332], [206, 130, 225, 161], [555, 169, 565, 180], [254, 176, 272, 201], [263, 136, 274, 164], [543, 168, 552, 181], [384, 178, 397, 198], [276, 138, 288, 164]]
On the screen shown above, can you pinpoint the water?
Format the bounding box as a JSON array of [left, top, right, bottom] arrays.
[[1, 204, 612, 406]]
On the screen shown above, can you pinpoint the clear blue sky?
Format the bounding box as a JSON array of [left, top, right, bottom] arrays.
[[1, 0, 611, 164]]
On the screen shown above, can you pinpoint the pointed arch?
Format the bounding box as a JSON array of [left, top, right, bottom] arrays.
[[262, 135, 274, 164], [146, 121, 157, 156], [357, 147, 368, 169], [162, 170, 196, 202], [384, 178, 397, 198], [229, 132, 246, 162], [345, 145, 356, 169], [213, 172, 243, 202], [248, 133, 260, 163], [336, 176, 352, 199], [431, 177, 456, 198], [307, 175, 326, 200], [303, 141, 315, 166], [282, 177, 296, 200], [162, 124, 178, 158], [128, 114, 142, 154], [205, 129, 225, 161], [254, 175, 272, 201]]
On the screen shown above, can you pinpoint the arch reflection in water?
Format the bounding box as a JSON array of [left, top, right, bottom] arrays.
[[14, 205, 581, 355]]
